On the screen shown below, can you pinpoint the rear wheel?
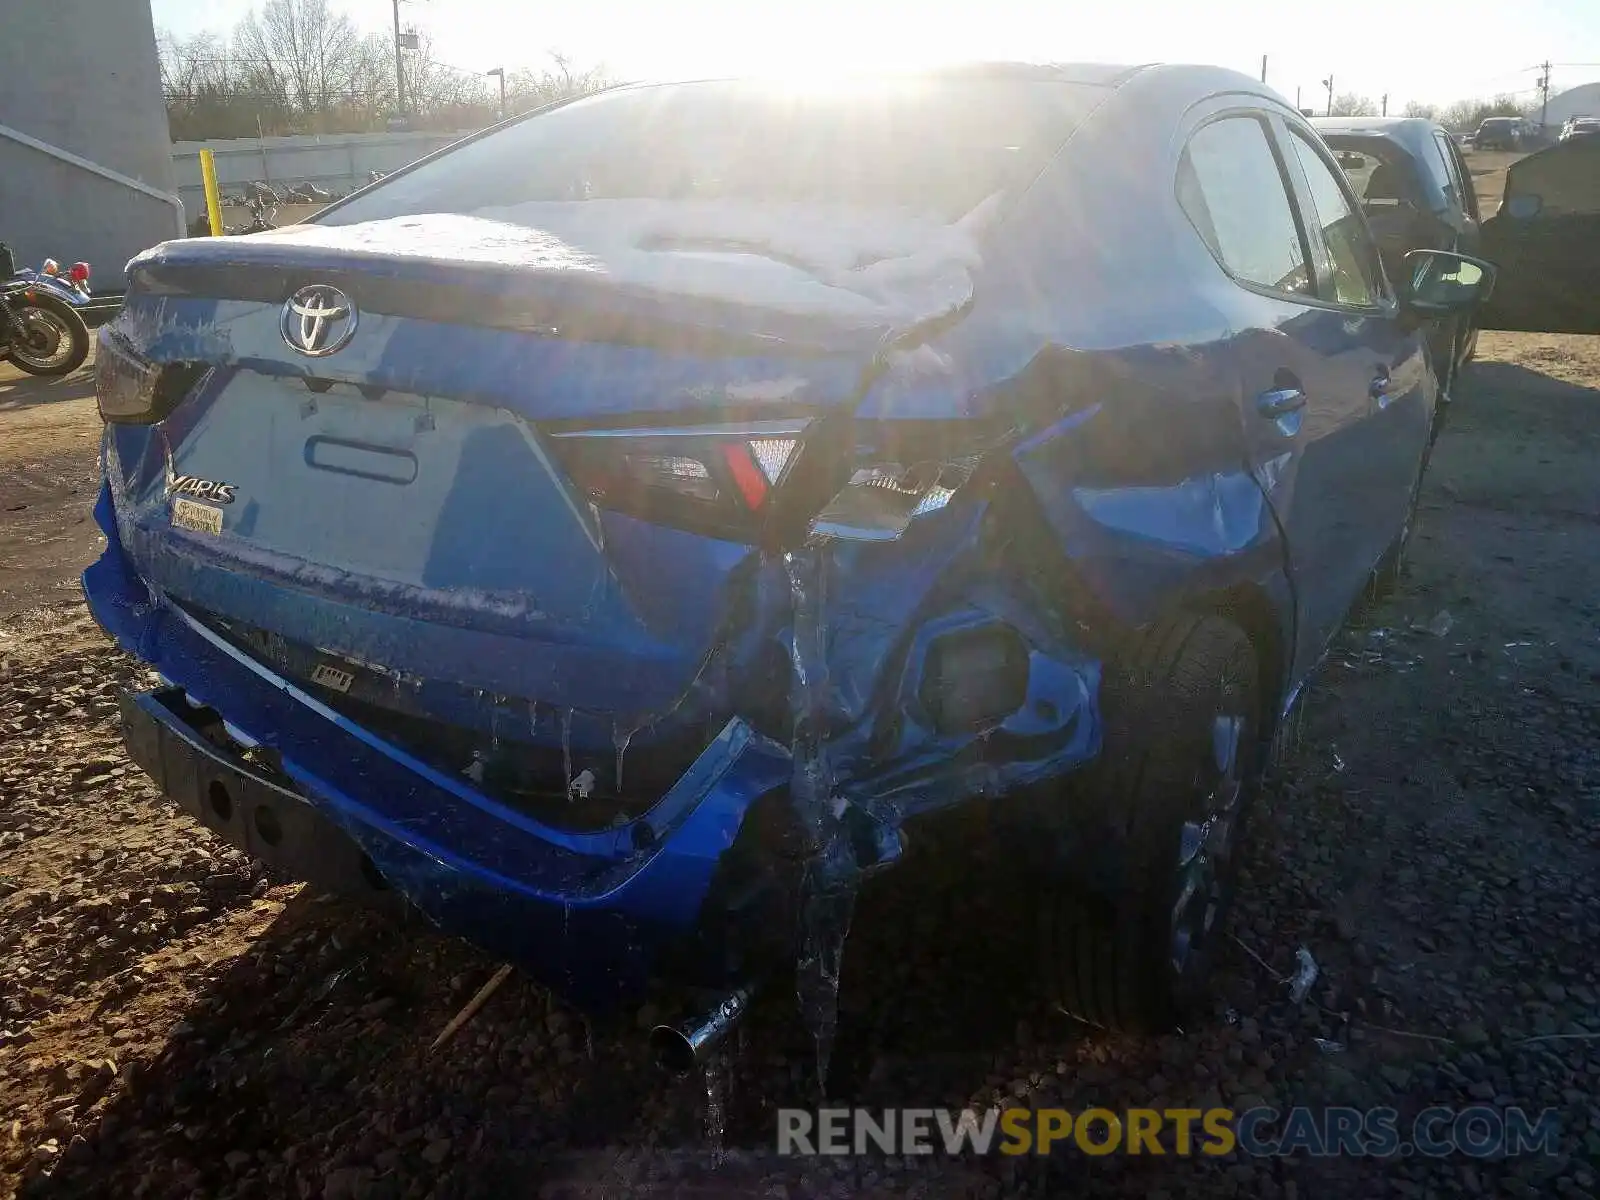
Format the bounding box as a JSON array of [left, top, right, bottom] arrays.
[[6, 292, 90, 376], [1042, 614, 1262, 1032]]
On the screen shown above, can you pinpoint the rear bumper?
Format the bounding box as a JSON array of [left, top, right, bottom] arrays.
[[84, 484, 798, 1009], [120, 687, 384, 897], [84, 439, 1107, 1004]]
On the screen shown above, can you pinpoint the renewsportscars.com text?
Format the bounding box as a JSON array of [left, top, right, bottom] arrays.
[[777, 1106, 1562, 1158]]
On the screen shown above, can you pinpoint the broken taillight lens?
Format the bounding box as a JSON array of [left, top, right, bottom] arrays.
[[548, 421, 806, 539], [810, 454, 982, 541]]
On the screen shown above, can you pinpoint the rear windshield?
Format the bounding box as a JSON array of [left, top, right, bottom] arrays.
[[1480, 119, 1515, 131], [320, 77, 1101, 226], [1325, 138, 1419, 207]]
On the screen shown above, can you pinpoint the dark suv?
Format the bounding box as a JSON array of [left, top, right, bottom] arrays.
[[1474, 117, 1525, 150]]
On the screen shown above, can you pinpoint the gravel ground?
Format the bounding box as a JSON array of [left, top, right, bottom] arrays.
[[2, 331, 1599, 1199]]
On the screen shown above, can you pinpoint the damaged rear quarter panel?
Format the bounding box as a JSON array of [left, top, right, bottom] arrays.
[[845, 114, 1297, 766]]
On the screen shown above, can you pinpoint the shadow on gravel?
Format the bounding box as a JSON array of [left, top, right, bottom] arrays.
[[0, 367, 95, 413], [1452, 359, 1600, 416]]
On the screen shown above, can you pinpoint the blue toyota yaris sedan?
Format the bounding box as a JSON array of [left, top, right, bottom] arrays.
[[84, 62, 1495, 1053]]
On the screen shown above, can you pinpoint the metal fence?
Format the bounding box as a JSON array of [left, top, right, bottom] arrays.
[[171, 130, 477, 218]]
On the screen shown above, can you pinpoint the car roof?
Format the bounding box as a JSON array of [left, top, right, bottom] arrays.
[[614, 61, 1273, 104], [1309, 116, 1450, 159]]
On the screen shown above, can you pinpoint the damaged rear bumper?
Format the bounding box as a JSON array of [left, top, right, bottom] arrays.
[[86, 489, 808, 1007], [84, 469, 1106, 1008]]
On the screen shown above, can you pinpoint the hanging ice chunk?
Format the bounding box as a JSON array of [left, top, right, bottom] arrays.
[[561, 708, 575, 801], [784, 542, 860, 1097], [703, 1054, 728, 1168], [1287, 947, 1320, 1005], [612, 721, 637, 794]]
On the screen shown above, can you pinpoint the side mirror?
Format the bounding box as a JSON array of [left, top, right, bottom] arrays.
[[1400, 249, 1497, 318]]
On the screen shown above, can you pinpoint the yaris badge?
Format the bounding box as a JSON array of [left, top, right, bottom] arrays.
[[282, 284, 357, 356]]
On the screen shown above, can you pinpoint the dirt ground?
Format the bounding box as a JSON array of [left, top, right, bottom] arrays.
[[0, 362, 100, 618], [2, 324, 1598, 1199], [1462, 148, 1518, 215]]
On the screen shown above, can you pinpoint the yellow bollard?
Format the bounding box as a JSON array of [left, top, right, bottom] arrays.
[[199, 149, 224, 237]]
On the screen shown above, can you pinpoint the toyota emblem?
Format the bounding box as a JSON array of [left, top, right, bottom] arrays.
[[281, 284, 357, 356]]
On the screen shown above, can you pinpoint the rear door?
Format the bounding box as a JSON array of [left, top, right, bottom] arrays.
[[1477, 137, 1600, 333], [1175, 105, 1409, 682], [1278, 118, 1432, 571]]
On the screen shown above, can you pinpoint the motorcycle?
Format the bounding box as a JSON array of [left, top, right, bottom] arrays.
[[29, 257, 93, 302], [185, 182, 279, 238], [236, 183, 279, 233], [285, 181, 332, 204], [0, 242, 92, 377]]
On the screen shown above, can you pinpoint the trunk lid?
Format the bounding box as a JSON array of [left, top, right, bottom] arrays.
[[112, 211, 968, 727]]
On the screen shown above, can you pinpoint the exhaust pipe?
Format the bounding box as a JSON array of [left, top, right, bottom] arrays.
[[649, 986, 755, 1074]]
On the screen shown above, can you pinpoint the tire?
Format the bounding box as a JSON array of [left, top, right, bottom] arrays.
[[6, 291, 90, 376], [1043, 613, 1263, 1032]]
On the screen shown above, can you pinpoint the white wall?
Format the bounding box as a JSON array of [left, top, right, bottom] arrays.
[[0, 0, 182, 283], [1545, 83, 1600, 128], [171, 131, 475, 219]]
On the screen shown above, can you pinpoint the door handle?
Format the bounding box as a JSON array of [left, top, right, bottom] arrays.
[[1256, 387, 1307, 418]]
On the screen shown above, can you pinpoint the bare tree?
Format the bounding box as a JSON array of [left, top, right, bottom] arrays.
[[1402, 100, 1440, 121], [233, 0, 363, 120], [158, 30, 230, 98], [156, 13, 608, 138], [1329, 92, 1379, 118], [400, 34, 488, 122], [505, 52, 611, 116], [1439, 94, 1533, 132]]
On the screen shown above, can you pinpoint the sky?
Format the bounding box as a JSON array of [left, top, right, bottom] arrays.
[[151, 0, 1600, 112]]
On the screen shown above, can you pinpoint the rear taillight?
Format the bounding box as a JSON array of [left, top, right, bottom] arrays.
[[549, 421, 805, 540], [68, 262, 90, 284], [96, 333, 209, 425]]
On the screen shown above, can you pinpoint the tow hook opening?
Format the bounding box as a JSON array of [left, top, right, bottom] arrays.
[[206, 779, 233, 821]]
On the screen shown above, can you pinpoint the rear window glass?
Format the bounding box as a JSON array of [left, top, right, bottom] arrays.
[[321, 77, 1102, 226], [1325, 140, 1419, 208]]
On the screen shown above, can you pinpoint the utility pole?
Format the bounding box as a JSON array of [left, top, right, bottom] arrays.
[[391, 0, 406, 116], [487, 67, 505, 120], [1261, 55, 1267, 84], [1538, 60, 1552, 130], [1322, 75, 1335, 116], [1295, 86, 1302, 110], [1382, 93, 1388, 117]]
